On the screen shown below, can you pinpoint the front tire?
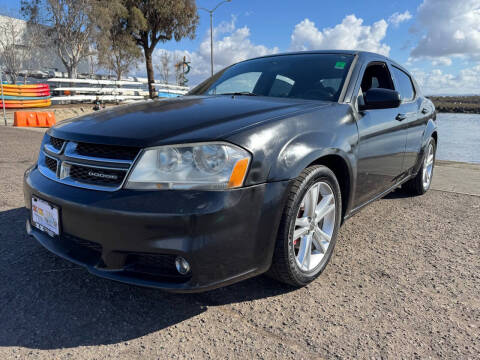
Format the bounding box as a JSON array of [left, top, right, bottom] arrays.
[[404, 137, 436, 195], [268, 165, 342, 287]]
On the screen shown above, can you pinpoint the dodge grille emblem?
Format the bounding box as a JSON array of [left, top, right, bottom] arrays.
[[88, 171, 118, 180]]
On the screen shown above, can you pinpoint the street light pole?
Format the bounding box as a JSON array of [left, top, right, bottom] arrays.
[[210, 11, 213, 78], [199, 0, 232, 78]]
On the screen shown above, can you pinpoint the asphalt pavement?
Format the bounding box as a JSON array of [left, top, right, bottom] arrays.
[[0, 127, 479, 359]]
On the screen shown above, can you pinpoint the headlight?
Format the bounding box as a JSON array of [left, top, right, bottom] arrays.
[[125, 142, 251, 190]]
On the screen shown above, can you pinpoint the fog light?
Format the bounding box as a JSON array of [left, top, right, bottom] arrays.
[[175, 256, 191, 275]]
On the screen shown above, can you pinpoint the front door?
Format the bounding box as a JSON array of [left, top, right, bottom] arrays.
[[354, 62, 408, 207], [390, 65, 425, 172]]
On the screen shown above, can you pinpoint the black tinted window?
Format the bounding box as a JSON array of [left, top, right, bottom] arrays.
[[190, 54, 354, 102], [268, 75, 295, 97], [361, 63, 394, 93], [392, 67, 415, 101]]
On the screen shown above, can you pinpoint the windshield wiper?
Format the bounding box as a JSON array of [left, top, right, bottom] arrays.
[[217, 91, 258, 96]]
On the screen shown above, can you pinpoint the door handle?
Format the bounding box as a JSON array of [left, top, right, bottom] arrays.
[[421, 108, 429, 114], [396, 113, 407, 121]]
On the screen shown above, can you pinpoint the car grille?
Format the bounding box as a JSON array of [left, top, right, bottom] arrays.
[[38, 135, 139, 191], [63, 233, 102, 253], [69, 164, 125, 186], [76, 142, 139, 160], [45, 156, 58, 173], [50, 136, 65, 150]]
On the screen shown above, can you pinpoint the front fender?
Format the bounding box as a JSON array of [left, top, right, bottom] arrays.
[[268, 131, 355, 182], [225, 103, 358, 198]]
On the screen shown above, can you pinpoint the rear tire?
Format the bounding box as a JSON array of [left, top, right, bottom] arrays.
[[268, 165, 342, 287], [403, 137, 436, 196]]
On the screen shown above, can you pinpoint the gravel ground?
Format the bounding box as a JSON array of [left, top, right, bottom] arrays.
[[0, 127, 479, 359]]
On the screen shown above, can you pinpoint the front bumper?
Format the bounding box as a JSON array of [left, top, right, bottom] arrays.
[[24, 166, 289, 292]]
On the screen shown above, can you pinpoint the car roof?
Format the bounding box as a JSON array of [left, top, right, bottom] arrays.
[[245, 49, 383, 59], [242, 50, 408, 74]]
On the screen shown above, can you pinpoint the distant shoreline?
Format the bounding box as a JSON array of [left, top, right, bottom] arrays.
[[428, 96, 480, 114]]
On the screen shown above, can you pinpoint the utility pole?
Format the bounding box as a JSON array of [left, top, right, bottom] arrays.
[[199, 0, 232, 77], [1, 70, 6, 126]]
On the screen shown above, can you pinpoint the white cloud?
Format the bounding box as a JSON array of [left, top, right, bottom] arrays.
[[146, 7, 478, 95], [289, 15, 390, 56], [200, 24, 279, 73], [431, 57, 452, 66], [407, 55, 453, 67], [150, 14, 397, 85], [411, 0, 480, 60], [388, 11, 413, 27], [151, 17, 278, 85], [413, 65, 480, 95]]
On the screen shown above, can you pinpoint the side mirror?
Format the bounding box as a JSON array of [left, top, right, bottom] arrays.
[[360, 88, 401, 110]]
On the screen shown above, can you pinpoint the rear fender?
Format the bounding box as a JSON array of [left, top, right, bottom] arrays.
[[413, 118, 437, 174]]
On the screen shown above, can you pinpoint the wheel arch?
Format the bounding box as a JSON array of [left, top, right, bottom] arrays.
[[306, 154, 352, 222], [422, 118, 438, 147], [413, 119, 438, 174]]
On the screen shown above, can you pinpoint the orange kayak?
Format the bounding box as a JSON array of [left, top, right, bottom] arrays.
[[2, 84, 50, 90], [0, 100, 51, 108], [2, 91, 51, 97]]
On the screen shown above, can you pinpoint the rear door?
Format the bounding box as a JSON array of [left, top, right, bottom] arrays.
[[353, 62, 408, 207]]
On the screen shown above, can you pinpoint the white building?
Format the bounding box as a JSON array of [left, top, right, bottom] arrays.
[[0, 14, 89, 80]]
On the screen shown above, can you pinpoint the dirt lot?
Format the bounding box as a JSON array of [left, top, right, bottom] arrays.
[[2, 103, 120, 125], [0, 127, 479, 359]]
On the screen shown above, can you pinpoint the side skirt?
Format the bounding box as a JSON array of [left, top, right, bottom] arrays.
[[343, 174, 413, 221]]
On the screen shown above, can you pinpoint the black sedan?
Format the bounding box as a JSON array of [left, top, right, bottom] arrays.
[[24, 51, 437, 292]]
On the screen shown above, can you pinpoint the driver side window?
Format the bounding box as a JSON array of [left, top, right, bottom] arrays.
[[360, 63, 394, 94]]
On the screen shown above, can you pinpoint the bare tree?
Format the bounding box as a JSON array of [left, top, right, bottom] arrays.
[[21, 0, 97, 78], [174, 55, 183, 86], [174, 55, 189, 87], [0, 15, 28, 83], [156, 51, 171, 84], [21, 17, 53, 82]]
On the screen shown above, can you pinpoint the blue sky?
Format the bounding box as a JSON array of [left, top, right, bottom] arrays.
[[3, 0, 480, 94], [156, 0, 480, 94], [169, 0, 418, 60]]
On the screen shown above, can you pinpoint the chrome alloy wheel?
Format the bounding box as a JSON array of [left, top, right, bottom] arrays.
[[422, 143, 435, 189], [293, 181, 336, 272]]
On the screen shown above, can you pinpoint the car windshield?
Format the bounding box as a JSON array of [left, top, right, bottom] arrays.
[[189, 53, 354, 102]]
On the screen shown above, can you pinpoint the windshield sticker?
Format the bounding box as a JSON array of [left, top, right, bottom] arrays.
[[335, 61, 346, 69]]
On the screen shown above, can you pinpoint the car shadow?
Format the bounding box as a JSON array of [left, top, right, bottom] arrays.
[[383, 187, 415, 199], [0, 207, 295, 350]]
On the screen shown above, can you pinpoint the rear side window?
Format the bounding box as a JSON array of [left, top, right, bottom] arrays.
[[392, 67, 415, 101]]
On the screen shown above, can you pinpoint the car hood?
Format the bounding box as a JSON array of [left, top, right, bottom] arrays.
[[50, 96, 330, 147]]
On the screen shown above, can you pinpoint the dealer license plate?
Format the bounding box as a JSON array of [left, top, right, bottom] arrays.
[[31, 197, 60, 237]]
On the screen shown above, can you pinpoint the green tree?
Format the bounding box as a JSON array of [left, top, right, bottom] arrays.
[[124, 0, 199, 97], [95, 1, 142, 80]]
